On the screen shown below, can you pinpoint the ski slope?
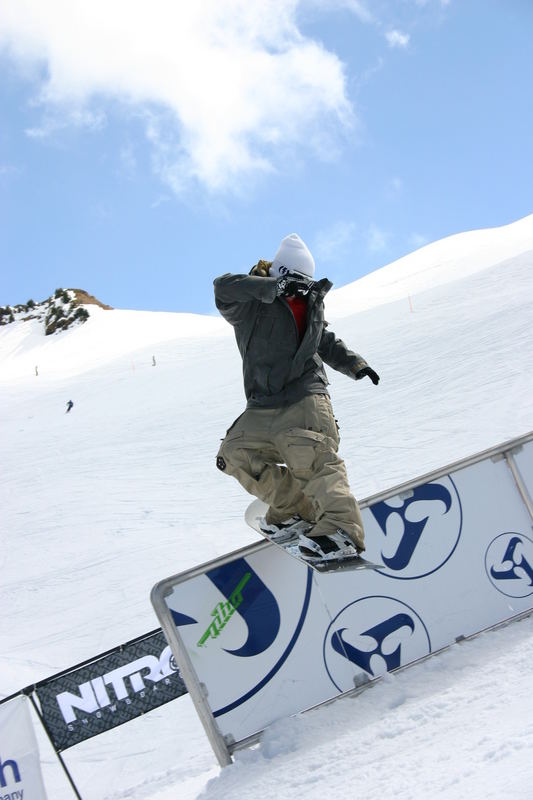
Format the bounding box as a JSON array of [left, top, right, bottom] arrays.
[[1, 215, 533, 799]]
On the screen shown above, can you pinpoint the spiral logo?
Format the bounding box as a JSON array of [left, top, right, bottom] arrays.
[[485, 533, 533, 598], [323, 596, 431, 692]]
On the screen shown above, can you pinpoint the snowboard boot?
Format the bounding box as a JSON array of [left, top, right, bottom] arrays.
[[260, 515, 312, 543], [297, 529, 362, 563]]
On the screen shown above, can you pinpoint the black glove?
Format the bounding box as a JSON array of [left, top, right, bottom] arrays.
[[355, 366, 380, 385], [276, 276, 313, 297]]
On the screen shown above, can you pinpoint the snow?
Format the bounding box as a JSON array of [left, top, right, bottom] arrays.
[[201, 621, 533, 800], [1, 214, 533, 799]]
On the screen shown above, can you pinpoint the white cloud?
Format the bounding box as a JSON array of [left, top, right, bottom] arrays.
[[385, 29, 410, 48], [0, 163, 23, 184], [314, 220, 357, 263], [386, 176, 403, 198], [25, 107, 106, 138], [367, 224, 389, 253], [347, 0, 375, 23], [313, 0, 375, 25], [0, 0, 354, 194], [413, 0, 451, 7], [409, 232, 429, 249]]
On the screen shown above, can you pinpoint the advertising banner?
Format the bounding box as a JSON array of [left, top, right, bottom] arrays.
[[151, 433, 533, 765], [0, 695, 48, 800], [36, 630, 187, 751]]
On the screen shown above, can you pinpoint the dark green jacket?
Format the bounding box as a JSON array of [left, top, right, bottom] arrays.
[[214, 273, 368, 408]]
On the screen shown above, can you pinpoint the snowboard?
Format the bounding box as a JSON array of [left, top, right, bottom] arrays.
[[245, 498, 383, 574]]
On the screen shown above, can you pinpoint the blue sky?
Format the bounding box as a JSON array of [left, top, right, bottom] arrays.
[[1, 0, 532, 314]]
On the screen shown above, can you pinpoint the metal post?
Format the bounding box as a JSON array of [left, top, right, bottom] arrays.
[[505, 449, 533, 523]]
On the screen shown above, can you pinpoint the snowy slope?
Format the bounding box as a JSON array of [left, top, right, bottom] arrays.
[[0, 305, 226, 380], [326, 213, 533, 316], [1, 215, 533, 799]]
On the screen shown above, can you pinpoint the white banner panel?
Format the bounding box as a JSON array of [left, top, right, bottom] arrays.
[[152, 433, 533, 764], [0, 695, 48, 800]]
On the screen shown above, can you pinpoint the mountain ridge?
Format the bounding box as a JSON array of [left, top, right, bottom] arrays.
[[1, 213, 532, 382]]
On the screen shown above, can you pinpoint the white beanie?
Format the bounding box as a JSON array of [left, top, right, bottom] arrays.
[[270, 233, 315, 279]]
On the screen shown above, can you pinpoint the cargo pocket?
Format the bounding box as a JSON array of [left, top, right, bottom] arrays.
[[314, 395, 340, 447], [281, 428, 325, 480]]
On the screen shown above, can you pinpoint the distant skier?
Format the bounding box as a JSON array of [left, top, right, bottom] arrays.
[[66, 400, 74, 414], [214, 233, 379, 565]]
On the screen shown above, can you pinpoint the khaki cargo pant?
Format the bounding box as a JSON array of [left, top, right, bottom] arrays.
[[216, 394, 365, 551]]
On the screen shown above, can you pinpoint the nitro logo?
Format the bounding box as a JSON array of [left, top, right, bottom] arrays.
[[323, 596, 431, 692], [56, 645, 178, 725], [368, 477, 462, 579], [485, 533, 533, 598]]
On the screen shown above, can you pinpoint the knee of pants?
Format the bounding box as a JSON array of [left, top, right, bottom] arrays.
[[276, 428, 327, 481]]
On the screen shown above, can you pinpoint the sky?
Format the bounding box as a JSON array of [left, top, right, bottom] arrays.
[[1, 0, 532, 315]]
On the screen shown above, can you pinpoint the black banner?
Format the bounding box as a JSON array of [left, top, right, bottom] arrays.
[[36, 630, 187, 751]]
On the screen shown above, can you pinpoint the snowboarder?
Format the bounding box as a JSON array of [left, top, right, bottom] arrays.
[[214, 233, 379, 565], [66, 400, 74, 413]]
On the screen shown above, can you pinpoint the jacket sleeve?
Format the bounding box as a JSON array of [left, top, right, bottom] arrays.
[[318, 328, 369, 379], [213, 273, 278, 325]]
